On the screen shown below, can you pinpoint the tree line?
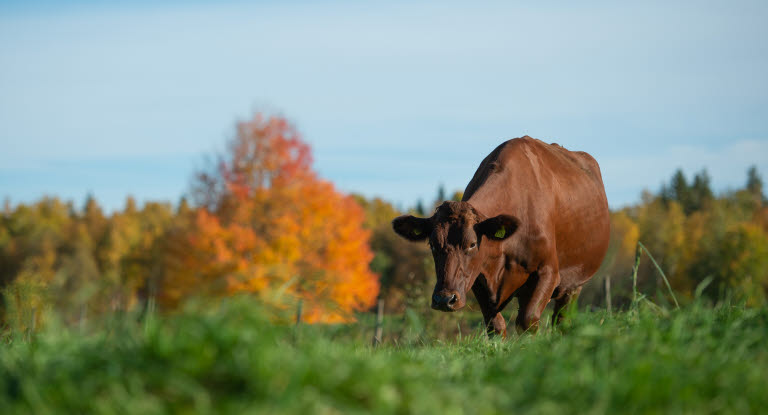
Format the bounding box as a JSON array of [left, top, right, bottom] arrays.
[[361, 166, 768, 313], [582, 166, 768, 308], [2, 113, 766, 329], [1, 113, 378, 329]]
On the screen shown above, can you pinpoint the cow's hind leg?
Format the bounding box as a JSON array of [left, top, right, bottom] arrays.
[[552, 286, 582, 327]]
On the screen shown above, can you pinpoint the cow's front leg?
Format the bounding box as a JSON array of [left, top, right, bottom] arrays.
[[472, 280, 507, 337], [516, 263, 559, 333], [485, 312, 507, 337]]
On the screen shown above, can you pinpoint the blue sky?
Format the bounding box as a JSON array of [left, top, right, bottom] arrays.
[[1, 0, 767, 212]]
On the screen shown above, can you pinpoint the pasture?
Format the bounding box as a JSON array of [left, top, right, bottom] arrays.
[[3, 2, 767, 414], [1, 299, 766, 414]]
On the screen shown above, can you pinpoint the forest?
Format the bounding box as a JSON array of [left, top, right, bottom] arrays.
[[1, 113, 767, 332]]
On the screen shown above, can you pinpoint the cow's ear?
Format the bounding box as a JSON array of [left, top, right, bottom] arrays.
[[476, 214, 520, 241], [392, 215, 432, 241]]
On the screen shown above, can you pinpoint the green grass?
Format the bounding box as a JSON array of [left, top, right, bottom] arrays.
[[1, 299, 767, 414]]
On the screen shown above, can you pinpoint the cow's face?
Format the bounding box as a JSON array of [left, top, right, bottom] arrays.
[[392, 201, 519, 312]]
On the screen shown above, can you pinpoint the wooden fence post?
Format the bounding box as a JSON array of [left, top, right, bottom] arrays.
[[372, 298, 384, 347], [30, 307, 37, 332], [632, 244, 642, 305], [604, 275, 612, 314], [26, 307, 37, 341], [291, 299, 304, 343], [79, 304, 87, 332], [295, 299, 303, 326]]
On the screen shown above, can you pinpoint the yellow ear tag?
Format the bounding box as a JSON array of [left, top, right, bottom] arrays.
[[494, 226, 506, 239], [413, 228, 422, 236]]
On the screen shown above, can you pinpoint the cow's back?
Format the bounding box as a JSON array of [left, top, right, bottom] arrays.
[[464, 136, 610, 287]]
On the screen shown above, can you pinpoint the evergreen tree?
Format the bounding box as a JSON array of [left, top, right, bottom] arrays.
[[690, 169, 714, 213], [659, 183, 672, 205], [435, 184, 446, 207], [746, 166, 765, 203], [669, 169, 691, 212], [415, 199, 426, 216]]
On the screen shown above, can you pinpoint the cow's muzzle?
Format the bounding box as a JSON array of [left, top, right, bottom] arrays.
[[431, 290, 461, 312]]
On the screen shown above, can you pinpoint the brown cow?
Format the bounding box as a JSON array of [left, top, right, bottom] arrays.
[[392, 136, 610, 336]]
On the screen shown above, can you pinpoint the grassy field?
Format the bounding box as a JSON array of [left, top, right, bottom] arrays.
[[1, 299, 767, 414]]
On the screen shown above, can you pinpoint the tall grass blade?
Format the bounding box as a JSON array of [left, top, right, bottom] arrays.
[[694, 275, 714, 299], [631, 244, 641, 308], [637, 242, 680, 309]]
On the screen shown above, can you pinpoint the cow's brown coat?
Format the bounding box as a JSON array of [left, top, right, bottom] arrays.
[[392, 136, 610, 335]]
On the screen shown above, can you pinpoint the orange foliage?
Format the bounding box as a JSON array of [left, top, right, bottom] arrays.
[[161, 114, 379, 322]]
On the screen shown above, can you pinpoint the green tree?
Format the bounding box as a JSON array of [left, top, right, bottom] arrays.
[[689, 170, 714, 213], [746, 166, 765, 205], [354, 195, 433, 312], [670, 169, 690, 210], [434, 184, 446, 209], [704, 223, 768, 305], [415, 199, 426, 216]]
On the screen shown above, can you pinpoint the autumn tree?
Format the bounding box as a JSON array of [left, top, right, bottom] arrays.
[[161, 113, 379, 322], [0, 198, 72, 327]]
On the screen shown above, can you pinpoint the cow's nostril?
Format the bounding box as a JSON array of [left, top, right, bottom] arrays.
[[447, 294, 458, 306], [431, 292, 460, 311]]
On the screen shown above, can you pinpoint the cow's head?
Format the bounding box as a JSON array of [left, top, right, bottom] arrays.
[[392, 201, 519, 311]]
